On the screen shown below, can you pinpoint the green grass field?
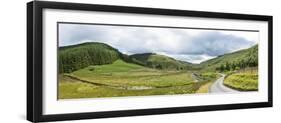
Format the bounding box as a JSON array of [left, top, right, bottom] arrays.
[[224, 68, 258, 91], [59, 60, 214, 99]]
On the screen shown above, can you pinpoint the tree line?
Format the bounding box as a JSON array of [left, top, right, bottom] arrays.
[[59, 43, 120, 73], [216, 45, 258, 72]]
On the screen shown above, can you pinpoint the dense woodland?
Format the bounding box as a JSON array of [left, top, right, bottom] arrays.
[[59, 42, 121, 73]]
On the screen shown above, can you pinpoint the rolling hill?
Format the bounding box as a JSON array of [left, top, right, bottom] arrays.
[[59, 42, 194, 73], [130, 53, 193, 70], [199, 44, 258, 71], [59, 42, 258, 73], [59, 42, 122, 73]]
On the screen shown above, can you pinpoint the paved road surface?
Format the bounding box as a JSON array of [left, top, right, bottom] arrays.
[[209, 74, 240, 93]]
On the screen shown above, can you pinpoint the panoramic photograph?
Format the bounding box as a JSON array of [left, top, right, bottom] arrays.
[[58, 23, 259, 99]]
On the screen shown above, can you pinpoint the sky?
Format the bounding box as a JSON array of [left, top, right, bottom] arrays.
[[59, 23, 259, 64]]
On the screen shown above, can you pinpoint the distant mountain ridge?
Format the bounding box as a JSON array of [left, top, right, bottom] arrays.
[[130, 53, 193, 70]]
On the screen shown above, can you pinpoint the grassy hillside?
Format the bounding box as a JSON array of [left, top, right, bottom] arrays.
[[200, 45, 258, 71], [59, 42, 258, 73], [59, 42, 122, 73], [224, 68, 258, 91], [59, 42, 193, 73], [130, 53, 193, 70], [69, 59, 196, 87]]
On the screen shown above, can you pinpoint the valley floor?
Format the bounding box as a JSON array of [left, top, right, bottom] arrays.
[[58, 60, 258, 99], [59, 60, 215, 99]]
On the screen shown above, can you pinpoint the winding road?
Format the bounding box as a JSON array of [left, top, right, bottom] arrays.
[[209, 74, 240, 93]]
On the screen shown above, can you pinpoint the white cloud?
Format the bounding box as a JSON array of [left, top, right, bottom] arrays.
[[220, 31, 258, 43], [59, 23, 258, 63]]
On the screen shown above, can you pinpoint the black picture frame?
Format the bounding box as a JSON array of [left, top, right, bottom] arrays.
[[27, 1, 273, 122]]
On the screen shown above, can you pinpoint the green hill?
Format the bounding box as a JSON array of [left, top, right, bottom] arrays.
[[200, 45, 258, 71], [59, 42, 258, 73], [130, 53, 193, 70], [59, 42, 122, 73]]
